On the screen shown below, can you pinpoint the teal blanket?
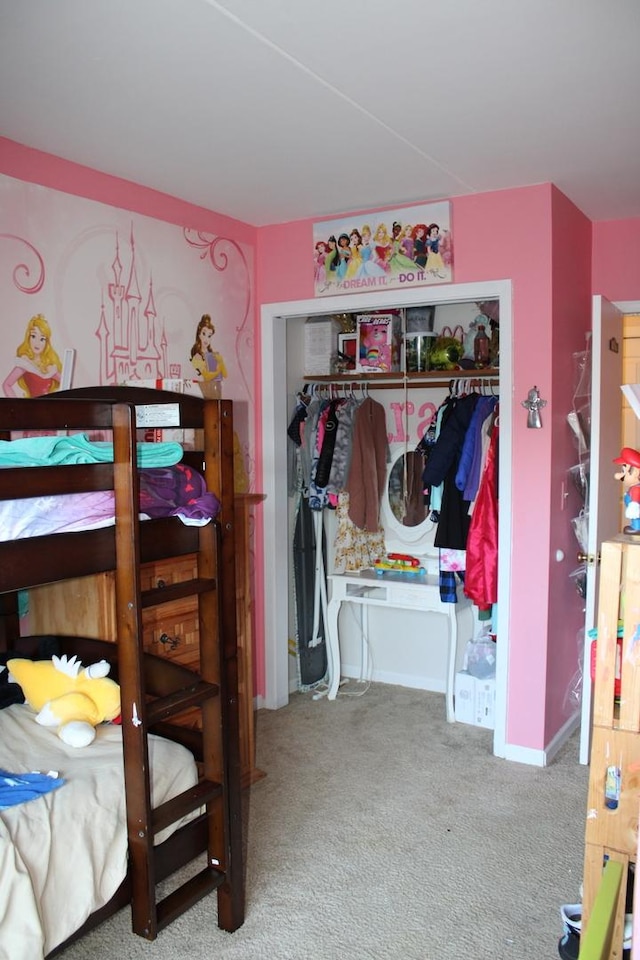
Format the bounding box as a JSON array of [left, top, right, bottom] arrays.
[[0, 434, 183, 468]]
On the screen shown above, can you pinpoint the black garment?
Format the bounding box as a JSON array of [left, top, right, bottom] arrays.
[[422, 393, 480, 550], [287, 399, 309, 446], [314, 401, 340, 488]]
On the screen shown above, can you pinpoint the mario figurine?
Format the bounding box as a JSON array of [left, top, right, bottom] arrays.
[[614, 447, 640, 535]]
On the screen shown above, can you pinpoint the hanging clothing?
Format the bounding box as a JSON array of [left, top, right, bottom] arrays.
[[402, 450, 427, 527], [333, 491, 386, 573], [346, 396, 389, 532], [464, 420, 499, 611], [455, 395, 498, 502], [314, 400, 340, 489], [422, 393, 479, 550], [292, 494, 328, 687]]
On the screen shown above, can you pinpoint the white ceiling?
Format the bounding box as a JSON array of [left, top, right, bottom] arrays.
[[1, 0, 639, 227]]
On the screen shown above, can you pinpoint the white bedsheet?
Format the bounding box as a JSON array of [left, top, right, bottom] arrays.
[[0, 705, 199, 959]]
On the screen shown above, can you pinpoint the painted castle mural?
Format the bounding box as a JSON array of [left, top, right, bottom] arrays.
[[97, 226, 170, 385]]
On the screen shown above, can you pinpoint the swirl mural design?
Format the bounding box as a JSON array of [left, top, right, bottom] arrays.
[[0, 234, 45, 293]]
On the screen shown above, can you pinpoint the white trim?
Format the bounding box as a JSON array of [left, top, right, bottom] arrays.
[[503, 711, 580, 767], [261, 279, 513, 760]]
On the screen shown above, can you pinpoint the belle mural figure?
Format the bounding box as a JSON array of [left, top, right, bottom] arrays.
[[190, 314, 227, 390], [3, 314, 62, 397]]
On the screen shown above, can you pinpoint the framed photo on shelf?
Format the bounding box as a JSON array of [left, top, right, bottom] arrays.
[[336, 333, 357, 372]]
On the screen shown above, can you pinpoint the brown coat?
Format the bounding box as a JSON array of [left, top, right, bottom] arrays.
[[346, 397, 389, 531]]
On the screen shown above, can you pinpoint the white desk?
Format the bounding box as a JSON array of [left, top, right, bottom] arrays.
[[326, 569, 468, 722]]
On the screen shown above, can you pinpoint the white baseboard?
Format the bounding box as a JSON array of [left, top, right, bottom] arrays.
[[341, 662, 445, 694], [502, 710, 580, 767]]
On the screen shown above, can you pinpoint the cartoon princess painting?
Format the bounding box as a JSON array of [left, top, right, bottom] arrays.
[[190, 314, 227, 384], [314, 240, 328, 288], [372, 223, 392, 272], [425, 223, 446, 277], [3, 314, 62, 397]]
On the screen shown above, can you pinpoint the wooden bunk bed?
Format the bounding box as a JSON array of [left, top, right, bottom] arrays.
[[0, 386, 244, 958]]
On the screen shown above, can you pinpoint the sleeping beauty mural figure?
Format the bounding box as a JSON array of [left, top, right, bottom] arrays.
[[2, 314, 62, 397], [190, 313, 227, 388]]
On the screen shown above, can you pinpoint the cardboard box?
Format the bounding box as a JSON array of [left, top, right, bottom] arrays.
[[473, 677, 496, 729], [454, 671, 496, 729], [454, 671, 476, 725], [304, 318, 338, 376], [355, 313, 401, 374]]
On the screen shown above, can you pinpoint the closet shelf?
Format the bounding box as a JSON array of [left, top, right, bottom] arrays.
[[303, 368, 500, 390]]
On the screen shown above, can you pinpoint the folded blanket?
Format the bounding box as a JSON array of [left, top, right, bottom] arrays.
[[0, 434, 183, 468]]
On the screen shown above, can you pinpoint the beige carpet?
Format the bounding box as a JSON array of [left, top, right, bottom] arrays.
[[61, 683, 588, 959]]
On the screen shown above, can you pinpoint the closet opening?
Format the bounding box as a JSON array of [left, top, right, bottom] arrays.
[[260, 279, 513, 759]]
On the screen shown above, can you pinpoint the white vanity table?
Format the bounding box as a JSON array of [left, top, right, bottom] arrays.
[[326, 568, 470, 722]]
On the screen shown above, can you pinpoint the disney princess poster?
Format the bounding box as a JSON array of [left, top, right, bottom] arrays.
[[312, 201, 453, 298]]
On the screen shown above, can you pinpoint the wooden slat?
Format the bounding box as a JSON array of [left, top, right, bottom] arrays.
[[593, 541, 623, 728], [151, 778, 222, 835], [156, 868, 224, 932], [0, 462, 114, 500], [141, 577, 216, 608], [584, 728, 640, 856], [579, 859, 624, 960], [146, 681, 219, 725], [618, 540, 640, 731]]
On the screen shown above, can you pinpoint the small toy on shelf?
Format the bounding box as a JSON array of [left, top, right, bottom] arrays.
[[614, 447, 640, 534], [373, 552, 426, 576]]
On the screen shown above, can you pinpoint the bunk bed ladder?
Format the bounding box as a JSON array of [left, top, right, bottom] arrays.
[[112, 399, 244, 941]]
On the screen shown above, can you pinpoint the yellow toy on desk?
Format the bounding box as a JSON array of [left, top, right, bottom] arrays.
[[5, 654, 121, 748], [373, 553, 426, 576]]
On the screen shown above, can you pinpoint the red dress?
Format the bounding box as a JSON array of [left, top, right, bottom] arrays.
[[21, 370, 58, 397], [464, 424, 498, 611]]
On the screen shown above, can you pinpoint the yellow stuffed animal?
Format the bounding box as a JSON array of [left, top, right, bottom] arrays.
[[7, 654, 121, 748]]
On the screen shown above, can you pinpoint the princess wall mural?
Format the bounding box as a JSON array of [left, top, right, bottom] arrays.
[[0, 176, 256, 487], [2, 313, 62, 397]]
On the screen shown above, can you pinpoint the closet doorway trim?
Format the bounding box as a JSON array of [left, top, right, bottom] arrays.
[[260, 279, 513, 760]]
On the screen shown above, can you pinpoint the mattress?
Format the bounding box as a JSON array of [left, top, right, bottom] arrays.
[[0, 704, 199, 959]]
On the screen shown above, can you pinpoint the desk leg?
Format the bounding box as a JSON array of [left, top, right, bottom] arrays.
[[446, 606, 457, 723], [326, 597, 342, 700]]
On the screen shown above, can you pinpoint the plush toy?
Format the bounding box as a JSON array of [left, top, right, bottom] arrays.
[[5, 654, 121, 748]]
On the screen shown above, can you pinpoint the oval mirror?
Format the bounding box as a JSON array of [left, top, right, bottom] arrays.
[[388, 452, 427, 527], [381, 448, 435, 556]]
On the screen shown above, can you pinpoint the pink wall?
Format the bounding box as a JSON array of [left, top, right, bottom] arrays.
[[593, 218, 640, 302], [0, 138, 256, 245], [257, 184, 590, 753], [546, 189, 593, 742]]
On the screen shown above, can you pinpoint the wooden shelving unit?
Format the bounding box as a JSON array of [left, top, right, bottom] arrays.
[[582, 536, 640, 957]]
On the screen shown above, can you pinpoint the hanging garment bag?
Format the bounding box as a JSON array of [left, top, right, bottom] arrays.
[[292, 494, 328, 687]]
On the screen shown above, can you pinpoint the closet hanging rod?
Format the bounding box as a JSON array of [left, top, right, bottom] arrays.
[[303, 372, 499, 392]]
